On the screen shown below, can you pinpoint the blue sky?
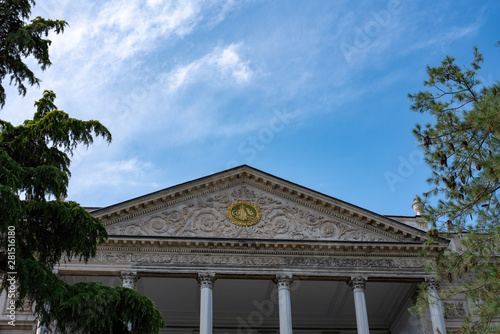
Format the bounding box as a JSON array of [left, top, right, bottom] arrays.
[[2, 0, 500, 215]]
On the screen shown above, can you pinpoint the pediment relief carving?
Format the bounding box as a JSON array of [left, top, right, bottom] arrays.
[[105, 185, 398, 242]]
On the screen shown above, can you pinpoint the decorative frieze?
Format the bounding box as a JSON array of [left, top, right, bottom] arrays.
[[131, 254, 284, 266], [87, 252, 425, 272], [92, 252, 131, 263], [284, 257, 424, 268], [443, 301, 467, 319]]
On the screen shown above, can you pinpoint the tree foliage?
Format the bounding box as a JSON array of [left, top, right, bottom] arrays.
[[409, 47, 500, 333], [0, 0, 67, 108], [1, 91, 166, 333]]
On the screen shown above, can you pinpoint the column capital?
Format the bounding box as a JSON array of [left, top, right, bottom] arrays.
[[274, 274, 293, 289], [425, 277, 440, 291], [348, 275, 367, 293], [120, 270, 138, 289], [197, 272, 216, 289]]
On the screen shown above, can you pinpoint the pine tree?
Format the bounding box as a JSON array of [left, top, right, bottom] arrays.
[[409, 47, 500, 333]]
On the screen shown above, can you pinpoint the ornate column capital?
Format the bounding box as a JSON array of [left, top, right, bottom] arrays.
[[425, 277, 440, 291], [274, 274, 293, 289], [197, 272, 216, 289], [348, 275, 367, 292], [120, 270, 138, 289]]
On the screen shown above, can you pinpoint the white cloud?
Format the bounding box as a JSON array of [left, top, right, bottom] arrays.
[[78, 158, 154, 187], [44, 0, 241, 94], [402, 24, 480, 54], [164, 43, 253, 92]]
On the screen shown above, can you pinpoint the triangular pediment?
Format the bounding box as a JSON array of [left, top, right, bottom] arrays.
[[93, 166, 430, 244]]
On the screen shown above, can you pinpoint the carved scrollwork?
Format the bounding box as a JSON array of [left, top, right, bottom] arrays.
[[266, 211, 294, 236], [319, 221, 341, 238], [147, 216, 168, 234], [165, 209, 182, 222], [105, 185, 395, 242], [194, 209, 221, 234]]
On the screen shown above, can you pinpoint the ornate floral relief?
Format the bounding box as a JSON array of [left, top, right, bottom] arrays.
[[105, 185, 395, 242]]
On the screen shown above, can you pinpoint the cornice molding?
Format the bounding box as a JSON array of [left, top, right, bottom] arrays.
[[96, 236, 445, 255]]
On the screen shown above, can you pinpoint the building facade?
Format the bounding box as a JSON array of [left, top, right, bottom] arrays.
[[1, 165, 470, 333]]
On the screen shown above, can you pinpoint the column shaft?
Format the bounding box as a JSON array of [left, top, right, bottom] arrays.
[[426, 278, 446, 334], [198, 273, 216, 334], [349, 276, 370, 334], [120, 271, 138, 331], [275, 274, 293, 334], [38, 270, 60, 334]]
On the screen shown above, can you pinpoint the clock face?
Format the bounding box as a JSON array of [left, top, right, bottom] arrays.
[[226, 201, 262, 226]]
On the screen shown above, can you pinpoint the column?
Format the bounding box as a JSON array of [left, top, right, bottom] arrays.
[[37, 269, 60, 334], [425, 278, 446, 334], [120, 271, 138, 331], [349, 275, 370, 334], [120, 270, 138, 289], [37, 303, 51, 334], [198, 273, 216, 334], [274, 274, 293, 334]]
